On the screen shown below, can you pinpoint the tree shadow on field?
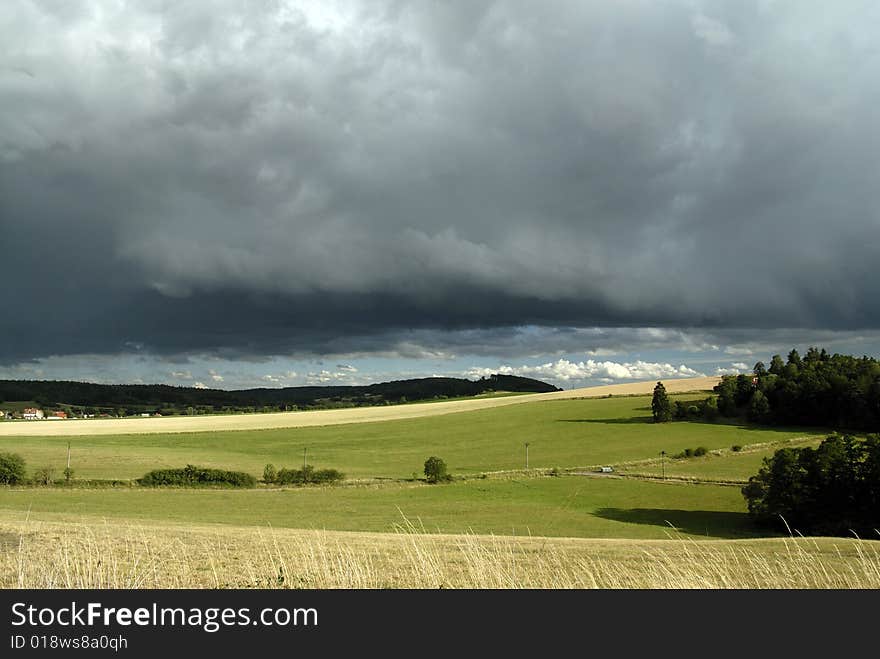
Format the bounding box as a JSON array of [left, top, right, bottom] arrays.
[[593, 508, 768, 539], [558, 417, 653, 424]]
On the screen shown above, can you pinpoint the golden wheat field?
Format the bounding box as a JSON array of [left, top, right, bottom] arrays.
[[2, 512, 877, 589]]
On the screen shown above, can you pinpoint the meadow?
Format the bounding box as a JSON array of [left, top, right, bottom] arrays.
[[0, 392, 822, 481], [1, 380, 872, 588]]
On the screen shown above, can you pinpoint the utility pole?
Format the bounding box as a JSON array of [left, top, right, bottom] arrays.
[[660, 450, 666, 480], [303, 447, 308, 470], [525, 442, 530, 470], [66, 441, 71, 482]]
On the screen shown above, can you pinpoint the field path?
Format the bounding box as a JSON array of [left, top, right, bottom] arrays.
[[0, 376, 720, 437]]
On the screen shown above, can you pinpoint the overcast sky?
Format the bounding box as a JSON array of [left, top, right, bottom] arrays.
[[2, 1, 879, 389]]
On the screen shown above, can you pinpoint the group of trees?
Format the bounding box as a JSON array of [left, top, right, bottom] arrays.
[[742, 434, 880, 535], [715, 348, 880, 429], [651, 348, 880, 431], [653, 382, 720, 424]]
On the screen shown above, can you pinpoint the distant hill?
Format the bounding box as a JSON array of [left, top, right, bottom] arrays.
[[0, 374, 561, 416]]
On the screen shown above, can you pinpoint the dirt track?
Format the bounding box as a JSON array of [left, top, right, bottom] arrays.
[[0, 376, 719, 437]]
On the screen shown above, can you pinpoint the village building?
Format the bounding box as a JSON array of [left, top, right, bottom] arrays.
[[22, 408, 44, 420]]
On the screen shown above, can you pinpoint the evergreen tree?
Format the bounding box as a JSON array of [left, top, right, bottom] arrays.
[[651, 381, 672, 423], [769, 354, 785, 375]]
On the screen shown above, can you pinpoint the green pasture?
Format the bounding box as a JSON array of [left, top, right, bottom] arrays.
[[0, 475, 760, 539], [0, 394, 823, 481], [620, 437, 826, 482]]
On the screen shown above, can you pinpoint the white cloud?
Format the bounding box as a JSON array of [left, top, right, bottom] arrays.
[[170, 370, 193, 380], [466, 359, 704, 385], [193, 381, 208, 389], [715, 362, 749, 376], [209, 369, 224, 382]]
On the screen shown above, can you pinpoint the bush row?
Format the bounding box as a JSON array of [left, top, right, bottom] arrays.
[[138, 465, 256, 488], [263, 464, 345, 485], [674, 446, 709, 459]]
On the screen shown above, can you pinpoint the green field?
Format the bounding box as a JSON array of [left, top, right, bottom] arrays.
[[621, 437, 825, 482], [0, 476, 758, 539], [0, 393, 823, 481], [0, 392, 833, 541]]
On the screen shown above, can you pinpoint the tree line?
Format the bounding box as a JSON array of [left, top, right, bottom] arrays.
[[715, 348, 880, 430], [0, 374, 561, 417], [742, 434, 880, 536]]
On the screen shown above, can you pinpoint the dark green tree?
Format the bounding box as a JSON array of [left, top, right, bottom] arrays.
[[423, 456, 449, 483], [768, 354, 785, 375], [714, 376, 739, 416], [749, 389, 770, 422], [651, 381, 672, 423], [0, 452, 27, 485]]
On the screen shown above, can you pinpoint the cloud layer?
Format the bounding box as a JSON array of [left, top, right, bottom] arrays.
[[2, 1, 879, 365], [467, 359, 703, 384]]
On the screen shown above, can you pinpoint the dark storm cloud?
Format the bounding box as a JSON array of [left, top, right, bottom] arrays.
[[2, 1, 880, 363]]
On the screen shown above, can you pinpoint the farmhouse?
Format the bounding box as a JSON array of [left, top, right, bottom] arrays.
[[22, 408, 44, 420], [47, 410, 68, 420]]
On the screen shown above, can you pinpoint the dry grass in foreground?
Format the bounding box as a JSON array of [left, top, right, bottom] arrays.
[[1, 513, 878, 589]]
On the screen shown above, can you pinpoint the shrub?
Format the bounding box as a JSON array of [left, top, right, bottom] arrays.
[[674, 447, 708, 459], [0, 452, 26, 485], [701, 396, 719, 421], [263, 463, 278, 484], [33, 466, 55, 486], [673, 401, 689, 420], [138, 465, 256, 488], [424, 456, 451, 483], [731, 445, 743, 452], [275, 465, 344, 485]]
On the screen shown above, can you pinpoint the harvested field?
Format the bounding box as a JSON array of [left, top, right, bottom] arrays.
[[0, 376, 720, 437]]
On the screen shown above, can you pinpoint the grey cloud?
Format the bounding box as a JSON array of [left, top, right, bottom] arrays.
[[2, 1, 880, 364]]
